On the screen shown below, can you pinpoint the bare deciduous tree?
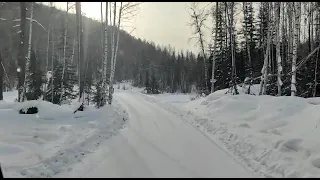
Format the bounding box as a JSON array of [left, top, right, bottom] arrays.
[[275, 2, 282, 96], [291, 2, 301, 96], [210, 2, 219, 93], [188, 2, 210, 94]]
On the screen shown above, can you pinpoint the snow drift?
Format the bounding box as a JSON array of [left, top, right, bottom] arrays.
[[141, 85, 320, 178], [0, 91, 128, 178]]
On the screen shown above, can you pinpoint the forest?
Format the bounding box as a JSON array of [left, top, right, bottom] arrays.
[[0, 2, 320, 110]]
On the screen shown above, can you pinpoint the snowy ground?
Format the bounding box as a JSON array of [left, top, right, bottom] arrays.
[[4, 82, 319, 178], [0, 91, 128, 178], [141, 85, 320, 178], [58, 89, 256, 178]]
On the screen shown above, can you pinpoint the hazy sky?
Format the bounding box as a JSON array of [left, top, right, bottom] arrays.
[[44, 2, 212, 54]]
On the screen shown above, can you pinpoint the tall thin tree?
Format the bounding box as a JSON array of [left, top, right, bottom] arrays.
[[291, 2, 301, 96], [275, 2, 282, 96], [18, 2, 27, 102]]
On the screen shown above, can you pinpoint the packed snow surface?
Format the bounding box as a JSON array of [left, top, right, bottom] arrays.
[[58, 88, 257, 178]]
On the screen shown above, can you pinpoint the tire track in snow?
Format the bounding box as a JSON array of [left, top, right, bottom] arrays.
[[138, 92, 262, 178]]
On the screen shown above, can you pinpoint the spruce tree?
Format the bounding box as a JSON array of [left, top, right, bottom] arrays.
[[25, 49, 44, 101], [46, 57, 77, 104]]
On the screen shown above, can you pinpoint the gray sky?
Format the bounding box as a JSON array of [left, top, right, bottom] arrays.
[[44, 2, 212, 55]]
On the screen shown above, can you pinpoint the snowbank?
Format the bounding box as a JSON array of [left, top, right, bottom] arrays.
[[0, 91, 128, 178], [139, 86, 320, 178]]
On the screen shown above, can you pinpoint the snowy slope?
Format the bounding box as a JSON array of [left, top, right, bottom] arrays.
[[0, 91, 128, 178], [141, 85, 320, 178]]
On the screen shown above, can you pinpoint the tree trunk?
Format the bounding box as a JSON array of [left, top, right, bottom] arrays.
[[211, 2, 219, 93], [22, 2, 34, 101], [76, 2, 84, 102], [71, 38, 76, 64], [0, 52, 3, 101], [225, 2, 238, 95], [18, 2, 27, 102], [287, 2, 294, 65], [308, 2, 312, 52], [313, 49, 319, 97], [260, 2, 271, 95], [313, 2, 320, 97], [291, 2, 301, 96], [108, 2, 117, 104], [101, 2, 104, 68], [59, 2, 69, 104], [108, 2, 123, 105], [102, 2, 108, 106], [43, 12, 51, 100], [275, 2, 282, 96], [51, 23, 54, 103], [243, 2, 253, 94]]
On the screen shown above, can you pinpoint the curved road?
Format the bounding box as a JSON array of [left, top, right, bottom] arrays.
[[62, 91, 256, 178]]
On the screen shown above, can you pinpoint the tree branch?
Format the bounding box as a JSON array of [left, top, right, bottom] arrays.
[[13, 18, 46, 32]]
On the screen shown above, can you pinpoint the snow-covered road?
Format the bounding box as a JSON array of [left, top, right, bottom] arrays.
[[61, 91, 256, 178]]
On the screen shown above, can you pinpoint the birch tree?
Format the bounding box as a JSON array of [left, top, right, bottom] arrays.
[[21, 2, 34, 101], [291, 2, 301, 96], [107, 2, 139, 104], [188, 2, 210, 93], [313, 2, 320, 97], [225, 2, 238, 95], [43, 2, 53, 100], [0, 52, 3, 100], [259, 2, 271, 95], [102, 2, 108, 106], [275, 2, 282, 96], [287, 2, 294, 67], [51, 22, 54, 103], [211, 2, 219, 93], [17, 2, 27, 102], [242, 2, 254, 94], [108, 2, 119, 104], [59, 2, 69, 104], [76, 2, 84, 102]]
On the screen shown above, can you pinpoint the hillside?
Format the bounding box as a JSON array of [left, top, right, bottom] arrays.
[[0, 2, 201, 94]]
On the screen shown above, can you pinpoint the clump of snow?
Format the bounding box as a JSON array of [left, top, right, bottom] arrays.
[[0, 90, 128, 178], [138, 85, 320, 178]]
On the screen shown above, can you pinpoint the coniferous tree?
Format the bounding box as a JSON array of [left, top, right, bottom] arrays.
[[25, 49, 43, 100], [46, 57, 76, 104]]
